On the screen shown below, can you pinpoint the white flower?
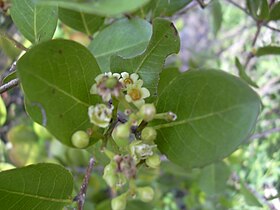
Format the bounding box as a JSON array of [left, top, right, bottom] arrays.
[[129, 141, 156, 163], [88, 104, 113, 128], [90, 72, 122, 102], [125, 80, 150, 108], [120, 72, 139, 88]]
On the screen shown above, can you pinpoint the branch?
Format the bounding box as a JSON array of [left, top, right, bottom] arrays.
[[0, 78, 20, 94], [250, 127, 280, 140], [74, 157, 95, 210]]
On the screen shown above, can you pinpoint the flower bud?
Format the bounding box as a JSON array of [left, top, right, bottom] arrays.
[[138, 104, 156, 122], [111, 193, 127, 210], [112, 124, 130, 147], [137, 187, 154, 202], [146, 154, 161, 168], [166, 112, 177, 121], [71, 130, 89, 148], [88, 104, 113, 128], [141, 127, 157, 142], [103, 161, 117, 188]]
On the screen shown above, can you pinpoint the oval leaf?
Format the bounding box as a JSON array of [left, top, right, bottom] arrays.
[[10, 0, 58, 43], [269, 2, 280, 21], [255, 45, 280, 56], [35, 0, 149, 17], [154, 70, 261, 169], [59, 8, 104, 35], [17, 40, 101, 146], [111, 18, 180, 100], [89, 18, 152, 73], [0, 163, 73, 210]]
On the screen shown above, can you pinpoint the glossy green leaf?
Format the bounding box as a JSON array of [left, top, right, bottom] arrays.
[[59, 8, 104, 35], [141, 0, 192, 18], [0, 96, 7, 126], [269, 2, 280, 21], [158, 67, 181, 96], [154, 70, 261, 169], [89, 18, 152, 73], [0, 163, 73, 210], [240, 181, 263, 207], [2, 71, 17, 85], [111, 18, 180, 100], [35, 0, 150, 17], [10, 0, 58, 43], [211, 0, 223, 36], [198, 161, 230, 194], [235, 57, 258, 88], [255, 46, 280, 56], [0, 35, 21, 59], [246, 0, 269, 20], [17, 40, 101, 147]]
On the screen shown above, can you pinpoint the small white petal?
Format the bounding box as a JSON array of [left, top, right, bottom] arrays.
[[141, 88, 150, 98], [130, 73, 139, 82], [136, 79, 143, 87], [95, 74, 104, 82], [125, 94, 132, 103], [121, 72, 129, 78], [113, 73, 120, 79]]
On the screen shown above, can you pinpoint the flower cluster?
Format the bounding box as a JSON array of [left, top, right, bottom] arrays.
[[90, 72, 150, 109], [70, 71, 178, 210]]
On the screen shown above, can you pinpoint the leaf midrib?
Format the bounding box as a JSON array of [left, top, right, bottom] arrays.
[[23, 70, 90, 107], [0, 189, 71, 203], [153, 104, 245, 129]]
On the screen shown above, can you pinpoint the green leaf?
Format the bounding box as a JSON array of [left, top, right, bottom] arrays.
[[0, 163, 73, 210], [0, 97, 7, 126], [255, 45, 280, 56], [240, 181, 263, 207], [35, 0, 150, 17], [59, 8, 104, 35], [154, 70, 261, 169], [89, 18, 152, 73], [111, 18, 180, 100], [269, 2, 280, 21], [17, 40, 101, 147], [2, 71, 17, 85], [10, 0, 58, 43], [210, 0, 223, 36], [141, 0, 192, 18], [198, 161, 230, 195], [235, 57, 258, 88], [0, 35, 21, 59], [246, 0, 269, 20], [158, 67, 181, 96]]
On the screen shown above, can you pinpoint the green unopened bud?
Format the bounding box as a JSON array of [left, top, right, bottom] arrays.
[[137, 187, 154, 202], [71, 130, 89, 148], [103, 161, 117, 188], [112, 124, 130, 147], [105, 77, 118, 89], [112, 193, 127, 210], [141, 127, 157, 142], [146, 154, 161, 168], [139, 104, 156, 122]]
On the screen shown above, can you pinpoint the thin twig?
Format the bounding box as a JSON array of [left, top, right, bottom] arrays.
[[74, 157, 95, 210], [0, 32, 28, 51], [0, 78, 20, 94], [250, 127, 280, 140]]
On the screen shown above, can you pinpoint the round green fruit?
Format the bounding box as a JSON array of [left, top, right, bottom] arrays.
[[71, 130, 89, 148]]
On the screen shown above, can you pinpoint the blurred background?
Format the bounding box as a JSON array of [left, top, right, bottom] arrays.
[[1, 0, 280, 209]]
